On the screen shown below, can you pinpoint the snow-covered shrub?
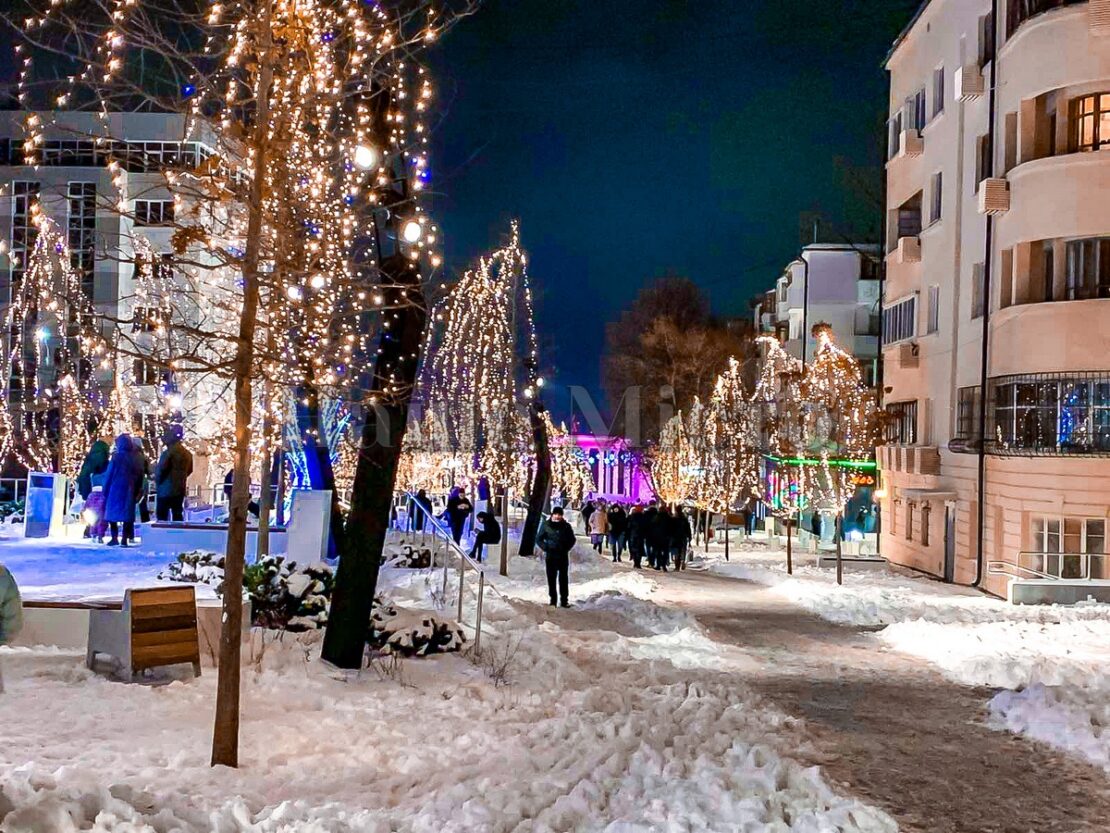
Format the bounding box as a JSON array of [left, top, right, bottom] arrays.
[[382, 542, 433, 569], [369, 597, 465, 656], [160, 551, 334, 631]]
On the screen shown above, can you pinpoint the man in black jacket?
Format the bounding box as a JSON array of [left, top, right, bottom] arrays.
[[536, 506, 577, 608], [469, 511, 501, 562], [154, 425, 193, 522], [626, 505, 647, 569]]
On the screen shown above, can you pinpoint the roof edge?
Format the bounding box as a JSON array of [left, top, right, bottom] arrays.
[[884, 0, 934, 68]]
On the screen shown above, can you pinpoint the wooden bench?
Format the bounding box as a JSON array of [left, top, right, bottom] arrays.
[[86, 586, 202, 681]]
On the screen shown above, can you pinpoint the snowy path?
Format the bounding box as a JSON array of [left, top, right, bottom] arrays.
[[642, 567, 1110, 833]]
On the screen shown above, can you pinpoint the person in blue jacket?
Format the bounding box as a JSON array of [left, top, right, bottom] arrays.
[[102, 434, 145, 547]]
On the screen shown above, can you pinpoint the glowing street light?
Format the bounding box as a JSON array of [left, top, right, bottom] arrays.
[[353, 144, 379, 170], [401, 219, 423, 244]]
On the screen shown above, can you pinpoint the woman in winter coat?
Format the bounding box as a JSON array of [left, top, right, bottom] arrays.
[[0, 561, 22, 692], [102, 434, 145, 547], [588, 499, 609, 553]]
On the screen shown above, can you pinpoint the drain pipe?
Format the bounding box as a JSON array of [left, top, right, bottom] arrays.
[[974, 0, 999, 588]]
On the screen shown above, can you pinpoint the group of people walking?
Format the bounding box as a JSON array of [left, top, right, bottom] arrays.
[[582, 499, 693, 572], [75, 426, 193, 546]]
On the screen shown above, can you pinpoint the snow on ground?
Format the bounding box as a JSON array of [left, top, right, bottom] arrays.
[[0, 533, 218, 602], [0, 534, 898, 832], [696, 535, 1110, 774]]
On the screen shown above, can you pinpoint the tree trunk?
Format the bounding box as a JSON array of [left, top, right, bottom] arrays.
[[785, 518, 793, 576], [210, 6, 273, 769], [518, 398, 551, 556], [322, 252, 426, 669]]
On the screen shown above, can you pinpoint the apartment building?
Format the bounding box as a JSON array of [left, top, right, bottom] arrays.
[[754, 244, 882, 386], [882, 0, 1110, 600], [0, 111, 237, 484]]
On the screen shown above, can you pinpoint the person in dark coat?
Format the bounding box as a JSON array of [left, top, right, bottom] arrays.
[[648, 504, 672, 571], [102, 434, 145, 546], [607, 503, 628, 562], [670, 509, 693, 571], [536, 506, 577, 608], [76, 438, 110, 501], [444, 487, 472, 544], [154, 425, 193, 522], [581, 500, 596, 535], [626, 505, 647, 569], [409, 489, 432, 532], [469, 510, 501, 562], [133, 437, 151, 524], [642, 503, 659, 568], [224, 468, 261, 517]]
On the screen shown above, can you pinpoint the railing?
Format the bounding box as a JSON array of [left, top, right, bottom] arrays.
[[989, 551, 1109, 582], [398, 492, 488, 651]]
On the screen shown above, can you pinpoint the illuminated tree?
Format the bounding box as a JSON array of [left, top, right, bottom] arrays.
[[703, 357, 760, 514], [545, 414, 595, 507], [12, 0, 470, 765]]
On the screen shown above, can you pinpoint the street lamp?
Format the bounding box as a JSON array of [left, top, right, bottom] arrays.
[[353, 144, 379, 170]]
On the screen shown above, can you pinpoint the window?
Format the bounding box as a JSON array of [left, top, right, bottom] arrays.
[[975, 135, 992, 187], [912, 88, 927, 132], [906, 503, 915, 541], [132, 358, 162, 386], [1073, 93, 1110, 152], [67, 182, 96, 296], [885, 400, 918, 445], [132, 307, 157, 333], [972, 263, 986, 318], [1065, 238, 1110, 300], [929, 172, 943, 224], [882, 295, 917, 345], [978, 12, 995, 66], [926, 285, 940, 334], [1007, 0, 1086, 37], [955, 386, 982, 441], [887, 110, 903, 160], [896, 192, 922, 240], [134, 200, 174, 226], [1031, 516, 1107, 579], [921, 504, 931, 547], [9, 181, 40, 296], [990, 373, 1110, 454], [932, 67, 945, 119], [1040, 241, 1055, 302]]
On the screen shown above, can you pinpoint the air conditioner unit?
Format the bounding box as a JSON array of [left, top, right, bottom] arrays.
[[954, 65, 985, 100], [978, 178, 1010, 215], [896, 236, 922, 264], [898, 130, 924, 158], [1092, 0, 1110, 36], [897, 341, 920, 369]]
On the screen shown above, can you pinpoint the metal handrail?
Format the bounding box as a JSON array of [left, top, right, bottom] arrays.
[[989, 551, 1108, 582], [399, 492, 487, 652]]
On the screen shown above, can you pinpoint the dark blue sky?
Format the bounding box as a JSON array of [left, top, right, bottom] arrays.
[[430, 0, 919, 415]]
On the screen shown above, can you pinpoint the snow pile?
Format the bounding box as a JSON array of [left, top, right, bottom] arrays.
[[988, 684, 1110, 772], [0, 537, 899, 832]]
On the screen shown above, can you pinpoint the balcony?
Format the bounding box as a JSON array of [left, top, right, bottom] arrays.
[[1000, 152, 1110, 248], [991, 297, 1110, 377]]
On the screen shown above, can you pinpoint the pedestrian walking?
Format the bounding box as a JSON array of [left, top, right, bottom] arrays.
[[649, 504, 672, 571], [670, 508, 693, 571], [581, 499, 596, 536], [627, 504, 646, 569], [607, 503, 628, 562], [469, 510, 501, 562], [154, 425, 193, 522], [76, 436, 110, 537], [410, 488, 432, 532], [444, 487, 472, 544], [0, 561, 23, 693], [103, 434, 145, 547], [537, 506, 576, 608], [589, 498, 609, 553]]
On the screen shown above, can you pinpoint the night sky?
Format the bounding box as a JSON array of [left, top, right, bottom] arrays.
[[430, 0, 920, 417]]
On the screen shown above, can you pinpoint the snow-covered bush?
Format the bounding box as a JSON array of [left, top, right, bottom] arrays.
[[370, 597, 465, 656], [160, 551, 334, 631], [382, 542, 433, 569]]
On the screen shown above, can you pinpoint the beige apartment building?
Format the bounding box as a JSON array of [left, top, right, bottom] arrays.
[[881, 0, 1110, 601]]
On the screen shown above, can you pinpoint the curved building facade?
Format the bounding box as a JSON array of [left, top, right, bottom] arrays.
[[882, 0, 1110, 598]]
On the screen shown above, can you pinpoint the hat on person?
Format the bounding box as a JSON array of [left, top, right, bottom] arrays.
[[551, 506, 564, 517]]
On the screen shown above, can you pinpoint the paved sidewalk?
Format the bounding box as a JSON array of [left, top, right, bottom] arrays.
[[647, 569, 1110, 833]]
